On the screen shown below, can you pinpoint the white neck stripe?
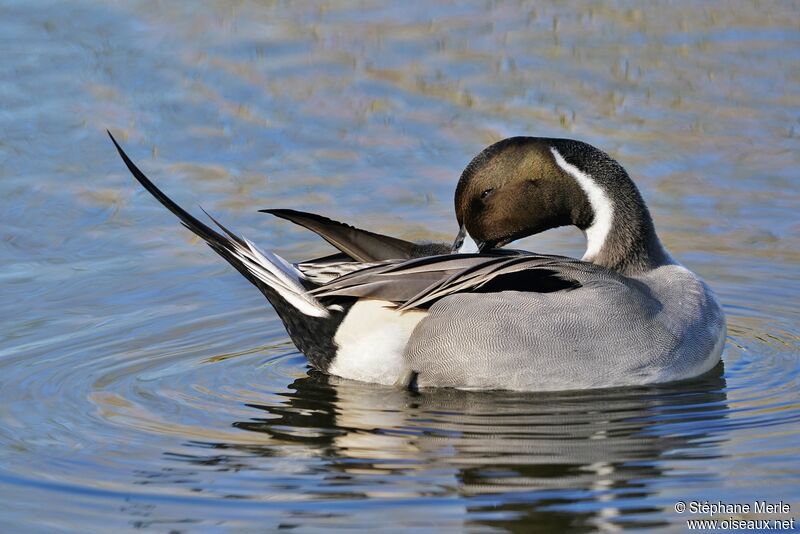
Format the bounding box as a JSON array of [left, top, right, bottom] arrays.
[[550, 147, 614, 262], [457, 231, 480, 253]]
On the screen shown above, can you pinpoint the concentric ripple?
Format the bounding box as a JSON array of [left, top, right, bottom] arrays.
[[1, 301, 799, 531]]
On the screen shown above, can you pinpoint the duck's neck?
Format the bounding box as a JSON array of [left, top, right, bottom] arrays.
[[550, 147, 673, 275]]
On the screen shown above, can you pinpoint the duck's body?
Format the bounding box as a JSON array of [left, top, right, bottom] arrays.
[[403, 261, 725, 390], [110, 133, 725, 391]]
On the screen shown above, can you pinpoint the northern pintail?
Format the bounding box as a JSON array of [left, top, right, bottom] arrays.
[[109, 133, 726, 391]]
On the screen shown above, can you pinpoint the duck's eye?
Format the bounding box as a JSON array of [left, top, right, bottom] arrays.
[[480, 188, 495, 199]]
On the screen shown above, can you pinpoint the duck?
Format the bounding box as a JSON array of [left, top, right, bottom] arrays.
[[108, 132, 726, 391]]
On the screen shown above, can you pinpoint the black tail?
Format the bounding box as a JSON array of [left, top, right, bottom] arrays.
[[108, 131, 348, 369]]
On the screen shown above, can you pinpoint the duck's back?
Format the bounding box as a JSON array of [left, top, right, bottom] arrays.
[[403, 264, 725, 391]]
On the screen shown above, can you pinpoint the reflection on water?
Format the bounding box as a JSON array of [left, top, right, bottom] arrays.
[[1, 0, 799, 532], [118, 367, 733, 531]]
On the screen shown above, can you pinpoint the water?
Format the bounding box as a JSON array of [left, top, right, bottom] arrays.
[[1, 1, 799, 531]]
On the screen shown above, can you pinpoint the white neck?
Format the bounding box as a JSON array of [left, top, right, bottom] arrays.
[[550, 147, 614, 262], [456, 231, 480, 253]]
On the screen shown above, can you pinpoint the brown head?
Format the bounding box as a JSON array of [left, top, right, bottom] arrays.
[[454, 137, 592, 250], [453, 136, 669, 274]]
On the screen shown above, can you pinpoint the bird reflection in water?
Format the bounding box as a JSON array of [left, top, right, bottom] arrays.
[[145, 364, 727, 532]]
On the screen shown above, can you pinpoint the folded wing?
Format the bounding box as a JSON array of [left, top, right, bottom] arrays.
[[311, 253, 616, 310]]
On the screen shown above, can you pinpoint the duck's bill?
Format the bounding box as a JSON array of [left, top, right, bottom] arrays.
[[451, 224, 490, 253]]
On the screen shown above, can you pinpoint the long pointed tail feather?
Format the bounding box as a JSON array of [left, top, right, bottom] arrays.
[[108, 131, 329, 318]]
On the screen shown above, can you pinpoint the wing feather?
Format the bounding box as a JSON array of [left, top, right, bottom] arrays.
[[312, 253, 608, 310], [261, 208, 420, 262]]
